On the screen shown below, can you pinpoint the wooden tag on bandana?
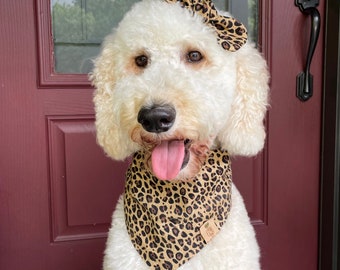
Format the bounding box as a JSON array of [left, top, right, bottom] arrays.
[[200, 218, 219, 243]]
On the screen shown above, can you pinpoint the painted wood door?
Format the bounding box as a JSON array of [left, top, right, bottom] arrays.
[[0, 0, 324, 269]]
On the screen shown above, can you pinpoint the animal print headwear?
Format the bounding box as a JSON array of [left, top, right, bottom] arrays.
[[165, 0, 248, 51]]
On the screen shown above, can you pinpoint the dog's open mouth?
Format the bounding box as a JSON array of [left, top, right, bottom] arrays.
[[151, 139, 191, 180]]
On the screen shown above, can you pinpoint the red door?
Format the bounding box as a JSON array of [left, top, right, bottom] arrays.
[[259, 1, 323, 268], [0, 1, 324, 269]]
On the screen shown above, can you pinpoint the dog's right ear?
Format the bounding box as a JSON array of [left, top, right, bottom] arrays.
[[217, 44, 270, 156], [90, 34, 137, 160]]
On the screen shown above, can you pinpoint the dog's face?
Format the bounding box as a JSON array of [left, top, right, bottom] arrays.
[[91, 0, 269, 181]]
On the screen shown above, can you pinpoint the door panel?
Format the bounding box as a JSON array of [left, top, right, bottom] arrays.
[[232, 156, 267, 225], [47, 116, 126, 242], [0, 0, 324, 269], [262, 0, 323, 268]]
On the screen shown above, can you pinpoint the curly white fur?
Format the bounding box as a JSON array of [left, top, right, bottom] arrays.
[[91, 0, 269, 269]]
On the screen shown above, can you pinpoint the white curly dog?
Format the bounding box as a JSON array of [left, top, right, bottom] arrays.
[[91, 0, 269, 269]]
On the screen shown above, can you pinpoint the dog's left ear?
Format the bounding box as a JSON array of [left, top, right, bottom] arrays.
[[217, 44, 270, 156]]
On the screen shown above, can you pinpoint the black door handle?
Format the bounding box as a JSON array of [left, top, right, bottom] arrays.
[[295, 0, 321, 102]]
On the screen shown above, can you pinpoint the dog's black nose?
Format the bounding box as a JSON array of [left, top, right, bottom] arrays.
[[137, 105, 176, 133]]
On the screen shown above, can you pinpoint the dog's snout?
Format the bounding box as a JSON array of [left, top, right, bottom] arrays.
[[138, 105, 176, 133]]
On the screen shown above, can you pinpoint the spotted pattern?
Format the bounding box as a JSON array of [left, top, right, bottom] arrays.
[[165, 0, 248, 52], [124, 149, 232, 270]]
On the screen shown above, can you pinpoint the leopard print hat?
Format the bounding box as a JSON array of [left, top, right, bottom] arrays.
[[165, 0, 248, 52]]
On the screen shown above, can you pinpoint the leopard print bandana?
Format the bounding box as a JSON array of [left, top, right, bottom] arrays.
[[165, 0, 248, 52], [124, 149, 232, 270]]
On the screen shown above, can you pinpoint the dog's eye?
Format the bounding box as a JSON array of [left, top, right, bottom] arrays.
[[135, 55, 149, 68], [187, 51, 203, 63]]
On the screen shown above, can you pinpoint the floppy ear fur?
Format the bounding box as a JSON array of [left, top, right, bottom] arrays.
[[90, 34, 139, 160], [217, 43, 269, 156]]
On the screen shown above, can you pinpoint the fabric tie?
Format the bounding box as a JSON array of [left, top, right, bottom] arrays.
[[165, 0, 248, 51]]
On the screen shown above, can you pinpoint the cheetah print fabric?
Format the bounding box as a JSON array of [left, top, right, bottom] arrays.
[[165, 0, 248, 51], [124, 149, 232, 270]]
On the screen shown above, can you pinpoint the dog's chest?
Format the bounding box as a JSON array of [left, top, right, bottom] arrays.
[[124, 150, 232, 270]]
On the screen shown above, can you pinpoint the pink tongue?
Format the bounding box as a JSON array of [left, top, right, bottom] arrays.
[[151, 140, 185, 180]]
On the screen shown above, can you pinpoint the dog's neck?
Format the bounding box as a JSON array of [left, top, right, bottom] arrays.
[[124, 149, 232, 269]]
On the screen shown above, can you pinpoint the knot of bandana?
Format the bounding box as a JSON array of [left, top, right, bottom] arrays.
[[165, 0, 248, 51], [124, 149, 232, 270]]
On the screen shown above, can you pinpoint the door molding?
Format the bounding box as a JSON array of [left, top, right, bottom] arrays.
[[35, 0, 92, 88], [319, 0, 340, 269]]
